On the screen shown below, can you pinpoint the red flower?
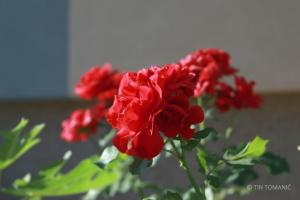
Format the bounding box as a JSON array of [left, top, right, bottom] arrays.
[[215, 77, 262, 112], [61, 104, 105, 142], [179, 48, 236, 96], [233, 76, 262, 109], [75, 63, 122, 103], [112, 128, 164, 160], [215, 82, 236, 112], [180, 49, 261, 112], [107, 64, 204, 159]]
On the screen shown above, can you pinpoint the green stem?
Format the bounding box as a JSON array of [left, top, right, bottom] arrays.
[[137, 187, 146, 199], [197, 97, 206, 131], [199, 119, 205, 131], [206, 160, 225, 177], [170, 140, 205, 199], [134, 176, 146, 199], [0, 171, 2, 186]]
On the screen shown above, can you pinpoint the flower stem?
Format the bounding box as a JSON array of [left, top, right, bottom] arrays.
[[0, 171, 2, 186], [206, 160, 225, 177], [197, 97, 206, 130], [170, 140, 205, 199], [134, 176, 146, 199]]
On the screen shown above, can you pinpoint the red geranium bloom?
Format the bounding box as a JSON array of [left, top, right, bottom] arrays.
[[179, 48, 237, 97], [214, 77, 262, 112], [61, 104, 105, 142], [215, 82, 236, 112], [180, 49, 261, 112], [75, 63, 122, 103], [107, 64, 204, 159], [233, 76, 262, 109]]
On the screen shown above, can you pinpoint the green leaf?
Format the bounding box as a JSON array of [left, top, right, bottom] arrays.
[[118, 173, 135, 193], [151, 154, 161, 168], [226, 158, 254, 166], [259, 152, 290, 175], [129, 158, 152, 175], [95, 146, 119, 169], [143, 195, 159, 200], [206, 175, 220, 188], [182, 128, 218, 151], [194, 128, 217, 141], [223, 136, 269, 165], [101, 169, 134, 198], [204, 108, 215, 119], [225, 127, 233, 139], [81, 189, 101, 200], [0, 119, 44, 171], [196, 148, 209, 174], [240, 136, 269, 158], [233, 168, 259, 186], [162, 191, 182, 200], [2, 153, 124, 198], [182, 188, 198, 200], [204, 186, 214, 200], [181, 140, 199, 151]]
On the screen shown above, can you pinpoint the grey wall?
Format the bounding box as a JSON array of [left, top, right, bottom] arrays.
[[0, 94, 299, 200], [69, 0, 300, 94], [0, 0, 69, 99], [1, 0, 300, 99]]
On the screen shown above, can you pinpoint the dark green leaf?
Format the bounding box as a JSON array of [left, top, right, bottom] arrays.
[[182, 128, 219, 151], [220, 165, 259, 186], [233, 168, 259, 186], [182, 188, 198, 200], [259, 152, 290, 175], [194, 128, 217, 141], [129, 158, 152, 175], [162, 191, 182, 200], [206, 175, 220, 188], [181, 140, 199, 151]]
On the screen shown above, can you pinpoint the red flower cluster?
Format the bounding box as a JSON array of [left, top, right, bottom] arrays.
[[107, 64, 204, 159], [179, 48, 262, 112], [215, 77, 262, 112], [179, 49, 236, 97], [61, 104, 105, 142], [61, 63, 122, 142], [61, 49, 261, 146], [75, 63, 122, 104]]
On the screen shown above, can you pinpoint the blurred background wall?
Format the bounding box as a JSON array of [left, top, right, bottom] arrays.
[[0, 0, 68, 99], [0, 0, 299, 199]]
